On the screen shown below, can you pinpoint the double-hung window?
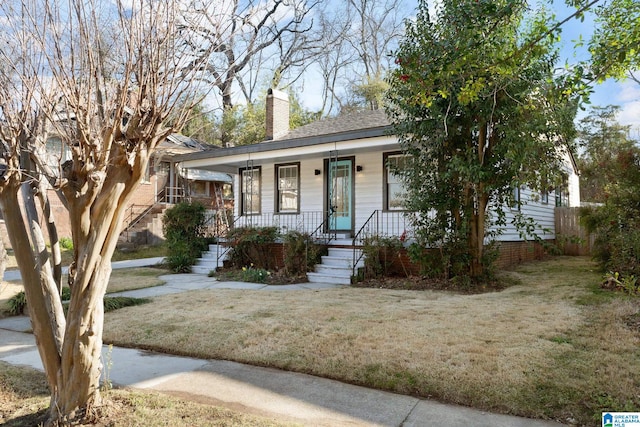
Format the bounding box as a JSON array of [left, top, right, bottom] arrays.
[[276, 163, 299, 213], [240, 167, 261, 215], [384, 153, 411, 211]]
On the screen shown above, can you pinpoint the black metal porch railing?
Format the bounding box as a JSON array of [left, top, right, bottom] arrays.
[[351, 210, 414, 278], [212, 211, 329, 266], [231, 211, 326, 235]]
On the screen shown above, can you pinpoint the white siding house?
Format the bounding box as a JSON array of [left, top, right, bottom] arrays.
[[175, 89, 579, 245]]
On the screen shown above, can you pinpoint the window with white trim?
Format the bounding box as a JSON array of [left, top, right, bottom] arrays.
[[241, 167, 261, 215], [384, 153, 411, 210], [276, 163, 299, 213]]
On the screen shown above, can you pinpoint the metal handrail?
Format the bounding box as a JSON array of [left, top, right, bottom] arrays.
[[309, 212, 337, 245], [123, 188, 168, 242], [351, 210, 415, 278], [215, 213, 245, 266], [352, 210, 379, 278]]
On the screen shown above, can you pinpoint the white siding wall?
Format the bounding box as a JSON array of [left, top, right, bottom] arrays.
[[493, 188, 556, 241], [568, 165, 580, 207], [230, 148, 576, 242], [262, 163, 275, 212], [299, 159, 325, 212]]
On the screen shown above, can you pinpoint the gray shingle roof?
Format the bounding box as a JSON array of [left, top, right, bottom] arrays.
[[276, 109, 390, 141]]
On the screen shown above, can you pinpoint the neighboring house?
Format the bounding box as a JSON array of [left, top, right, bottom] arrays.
[[0, 133, 231, 249], [175, 89, 580, 280], [117, 134, 232, 246]]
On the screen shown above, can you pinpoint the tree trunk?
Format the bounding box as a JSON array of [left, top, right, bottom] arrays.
[[56, 258, 111, 419], [468, 193, 488, 279], [50, 157, 143, 423], [0, 187, 65, 403]]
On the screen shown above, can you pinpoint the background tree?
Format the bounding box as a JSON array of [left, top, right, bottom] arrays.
[[180, 102, 219, 145], [228, 90, 321, 145], [386, 0, 578, 281], [0, 0, 219, 423], [576, 105, 635, 202], [315, 0, 408, 114], [182, 0, 321, 146], [581, 0, 640, 278], [581, 145, 640, 277]]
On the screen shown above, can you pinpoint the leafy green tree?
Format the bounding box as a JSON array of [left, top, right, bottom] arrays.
[[386, 0, 578, 281], [576, 105, 635, 202], [581, 145, 640, 277], [589, 0, 640, 80], [181, 102, 218, 145]]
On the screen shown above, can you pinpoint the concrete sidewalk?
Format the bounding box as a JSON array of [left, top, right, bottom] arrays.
[[2, 256, 166, 282], [0, 266, 564, 426]]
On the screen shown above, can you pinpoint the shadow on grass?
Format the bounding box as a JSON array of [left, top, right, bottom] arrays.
[[3, 409, 48, 427]]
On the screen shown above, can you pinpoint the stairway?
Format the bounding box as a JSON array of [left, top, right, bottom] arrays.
[[118, 206, 167, 248], [306, 247, 364, 285], [191, 244, 230, 275]]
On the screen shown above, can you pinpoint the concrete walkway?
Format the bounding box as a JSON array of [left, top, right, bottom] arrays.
[[2, 257, 167, 282], [0, 260, 564, 427]]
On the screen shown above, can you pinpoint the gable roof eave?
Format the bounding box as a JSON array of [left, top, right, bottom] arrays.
[[174, 124, 393, 164]]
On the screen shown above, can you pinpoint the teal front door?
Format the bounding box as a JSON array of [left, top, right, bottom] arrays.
[[328, 159, 353, 231]]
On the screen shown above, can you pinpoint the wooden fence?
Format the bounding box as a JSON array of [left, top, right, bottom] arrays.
[[555, 207, 594, 256]]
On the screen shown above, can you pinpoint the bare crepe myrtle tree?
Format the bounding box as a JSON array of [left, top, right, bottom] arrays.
[[0, 0, 220, 423]]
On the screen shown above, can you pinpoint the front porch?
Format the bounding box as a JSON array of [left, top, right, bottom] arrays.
[[194, 209, 415, 284], [221, 210, 413, 242]]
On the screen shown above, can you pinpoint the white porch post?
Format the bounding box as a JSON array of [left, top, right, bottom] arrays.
[[169, 161, 175, 204]]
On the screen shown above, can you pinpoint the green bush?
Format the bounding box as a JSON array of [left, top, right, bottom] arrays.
[[8, 287, 151, 316], [7, 291, 27, 315], [283, 231, 326, 276], [163, 202, 208, 272], [581, 148, 640, 283], [104, 296, 151, 312], [5, 291, 148, 316], [362, 236, 405, 278], [59, 237, 74, 250], [226, 226, 279, 269]]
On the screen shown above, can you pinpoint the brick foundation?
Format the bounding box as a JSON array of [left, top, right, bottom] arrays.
[[493, 240, 551, 269], [230, 239, 552, 276]]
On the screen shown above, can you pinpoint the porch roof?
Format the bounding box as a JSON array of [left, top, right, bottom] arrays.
[[174, 110, 395, 173]]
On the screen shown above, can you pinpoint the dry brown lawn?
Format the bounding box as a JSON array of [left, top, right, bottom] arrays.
[[0, 267, 167, 317], [102, 256, 640, 425]]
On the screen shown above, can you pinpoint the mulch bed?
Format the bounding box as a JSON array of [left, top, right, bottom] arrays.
[[215, 268, 506, 293], [352, 275, 507, 293]]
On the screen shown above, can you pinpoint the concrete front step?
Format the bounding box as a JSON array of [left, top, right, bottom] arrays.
[[307, 246, 364, 285], [192, 244, 230, 275], [306, 272, 352, 285], [327, 247, 362, 257], [191, 265, 217, 275], [319, 256, 364, 269], [314, 264, 352, 277]]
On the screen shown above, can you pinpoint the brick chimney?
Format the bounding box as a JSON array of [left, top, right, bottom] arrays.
[[265, 88, 289, 140]]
